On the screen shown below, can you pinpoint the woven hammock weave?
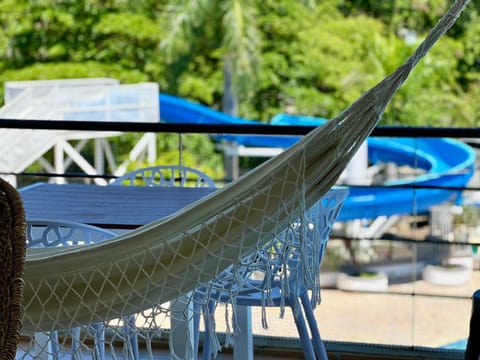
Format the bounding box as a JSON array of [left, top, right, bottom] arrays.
[[20, 0, 470, 339], [0, 178, 27, 359]]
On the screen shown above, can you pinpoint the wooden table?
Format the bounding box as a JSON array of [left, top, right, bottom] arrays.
[[20, 182, 216, 229]]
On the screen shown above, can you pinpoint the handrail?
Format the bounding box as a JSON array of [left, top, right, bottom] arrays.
[[1, 118, 480, 138]]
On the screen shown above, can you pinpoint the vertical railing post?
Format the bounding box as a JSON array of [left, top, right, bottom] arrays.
[[465, 289, 480, 360]]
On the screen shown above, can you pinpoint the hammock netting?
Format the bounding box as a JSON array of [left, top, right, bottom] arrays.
[[13, 0, 469, 358]]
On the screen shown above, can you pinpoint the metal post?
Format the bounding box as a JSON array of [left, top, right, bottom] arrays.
[[465, 289, 480, 360], [54, 143, 66, 184], [224, 141, 239, 182], [94, 139, 105, 175], [232, 306, 253, 360]]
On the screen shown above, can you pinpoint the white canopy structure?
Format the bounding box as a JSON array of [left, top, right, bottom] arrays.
[[0, 78, 159, 186]]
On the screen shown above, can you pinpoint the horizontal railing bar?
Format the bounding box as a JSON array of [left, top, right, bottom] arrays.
[[341, 289, 473, 301], [337, 234, 480, 246], [346, 184, 480, 191], [0, 119, 309, 134], [7, 170, 480, 191], [12, 171, 118, 180], [1, 118, 480, 138], [324, 341, 464, 360]]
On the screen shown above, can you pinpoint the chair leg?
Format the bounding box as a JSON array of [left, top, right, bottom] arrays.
[[90, 323, 106, 360], [300, 292, 328, 360], [123, 315, 139, 360], [170, 294, 195, 359], [193, 302, 201, 359], [71, 324, 105, 360], [34, 331, 58, 360], [50, 331, 60, 360], [232, 305, 253, 360], [290, 298, 317, 360], [70, 327, 82, 360], [201, 300, 216, 360]]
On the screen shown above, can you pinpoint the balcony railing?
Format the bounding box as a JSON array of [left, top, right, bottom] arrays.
[[2, 119, 479, 360]]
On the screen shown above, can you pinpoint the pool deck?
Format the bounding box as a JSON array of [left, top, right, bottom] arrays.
[[20, 271, 477, 359], [152, 271, 476, 358], [211, 271, 479, 351]]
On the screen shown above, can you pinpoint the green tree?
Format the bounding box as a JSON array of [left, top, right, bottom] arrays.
[[248, 1, 389, 121], [338, 0, 451, 35], [0, 0, 171, 80], [0, 0, 478, 128], [0, 0, 228, 179], [160, 0, 261, 116]]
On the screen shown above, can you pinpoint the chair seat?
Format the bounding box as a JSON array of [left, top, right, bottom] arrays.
[[200, 280, 304, 307]]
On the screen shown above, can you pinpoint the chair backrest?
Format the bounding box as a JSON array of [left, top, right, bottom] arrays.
[[111, 165, 216, 188], [0, 178, 26, 360], [254, 187, 348, 291], [26, 220, 116, 248], [199, 187, 348, 300]]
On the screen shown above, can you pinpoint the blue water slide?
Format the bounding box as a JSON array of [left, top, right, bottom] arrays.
[[159, 93, 307, 147], [341, 137, 475, 221], [159, 94, 476, 221]]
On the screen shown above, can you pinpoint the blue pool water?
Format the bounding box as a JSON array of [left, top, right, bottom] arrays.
[[442, 339, 467, 350]]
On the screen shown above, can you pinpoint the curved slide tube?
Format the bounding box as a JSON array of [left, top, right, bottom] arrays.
[[159, 93, 476, 221]]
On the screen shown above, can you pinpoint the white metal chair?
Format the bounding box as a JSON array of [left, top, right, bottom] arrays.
[[112, 165, 217, 358], [26, 219, 116, 360], [112, 165, 216, 188], [193, 187, 348, 360]]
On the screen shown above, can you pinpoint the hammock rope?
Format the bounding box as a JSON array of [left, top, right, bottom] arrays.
[[17, 1, 470, 357]]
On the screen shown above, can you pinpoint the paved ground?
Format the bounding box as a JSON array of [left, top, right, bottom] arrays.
[[20, 271, 477, 359], [211, 271, 479, 350]]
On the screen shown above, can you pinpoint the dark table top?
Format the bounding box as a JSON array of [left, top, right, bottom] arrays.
[[20, 183, 217, 229]]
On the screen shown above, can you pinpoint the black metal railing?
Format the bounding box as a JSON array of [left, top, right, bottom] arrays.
[[2, 118, 480, 138], [3, 120, 479, 358]]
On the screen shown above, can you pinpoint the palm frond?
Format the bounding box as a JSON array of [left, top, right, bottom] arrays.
[[160, 0, 212, 61], [222, 0, 261, 97]]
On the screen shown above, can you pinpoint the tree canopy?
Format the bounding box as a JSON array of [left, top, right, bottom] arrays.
[[0, 0, 477, 126]]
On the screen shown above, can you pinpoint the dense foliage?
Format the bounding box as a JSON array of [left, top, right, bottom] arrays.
[[0, 0, 478, 175], [0, 0, 477, 124]]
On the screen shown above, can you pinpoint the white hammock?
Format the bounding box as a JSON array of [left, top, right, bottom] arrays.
[[21, 0, 470, 337]]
